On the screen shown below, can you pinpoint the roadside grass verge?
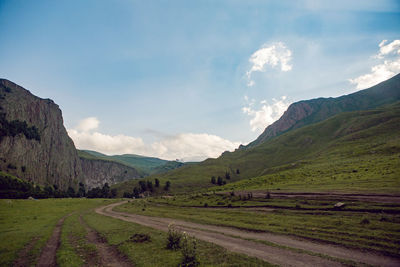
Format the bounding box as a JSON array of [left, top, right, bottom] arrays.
[[84, 211, 274, 266], [0, 198, 114, 266], [116, 197, 400, 256]]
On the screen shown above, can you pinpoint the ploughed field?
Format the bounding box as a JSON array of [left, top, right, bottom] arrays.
[[1, 193, 400, 267]]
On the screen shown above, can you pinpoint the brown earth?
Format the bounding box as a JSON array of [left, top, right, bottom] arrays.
[[13, 236, 39, 267], [219, 191, 400, 204], [36, 215, 70, 267], [97, 201, 399, 267], [79, 215, 133, 267]]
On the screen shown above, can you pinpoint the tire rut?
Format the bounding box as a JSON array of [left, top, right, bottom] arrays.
[[37, 214, 70, 267], [97, 202, 345, 267], [79, 215, 132, 267]]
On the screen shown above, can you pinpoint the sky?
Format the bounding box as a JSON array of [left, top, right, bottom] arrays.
[[0, 0, 399, 161]]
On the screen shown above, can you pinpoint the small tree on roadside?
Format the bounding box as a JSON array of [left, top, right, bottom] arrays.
[[180, 233, 199, 267], [164, 181, 171, 191], [211, 176, 216, 184], [217, 176, 223, 186], [225, 172, 230, 180], [155, 178, 160, 187], [236, 169, 240, 174]]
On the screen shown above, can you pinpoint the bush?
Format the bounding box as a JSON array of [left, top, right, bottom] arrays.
[[130, 233, 151, 243], [166, 224, 182, 250], [203, 203, 208, 207], [180, 232, 199, 267], [360, 218, 370, 225]]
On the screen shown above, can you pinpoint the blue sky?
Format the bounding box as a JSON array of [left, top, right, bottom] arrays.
[[0, 0, 399, 161]]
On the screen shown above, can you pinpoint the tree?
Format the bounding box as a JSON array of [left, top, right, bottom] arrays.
[[210, 176, 216, 184], [111, 188, 117, 198], [123, 192, 132, 198], [217, 176, 223, 186], [101, 183, 110, 198], [155, 178, 160, 187], [67, 186, 76, 198], [133, 187, 140, 198], [139, 181, 147, 192], [236, 169, 240, 174], [164, 181, 171, 191], [44, 185, 54, 198], [147, 180, 153, 192], [78, 182, 86, 197], [225, 172, 230, 180]]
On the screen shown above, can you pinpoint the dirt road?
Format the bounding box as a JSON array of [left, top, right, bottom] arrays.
[[96, 201, 400, 267], [220, 191, 400, 204]]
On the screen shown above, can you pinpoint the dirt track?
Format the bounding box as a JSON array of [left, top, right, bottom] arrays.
[[220, 191, 400, 204], [96, 201, 400, 267], [37, 215, 69, 267]]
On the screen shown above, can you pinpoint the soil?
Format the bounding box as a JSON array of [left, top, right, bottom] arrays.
[[96, 201, 399, 267], [13, 236, 39, 267], [37, 215, 69, 267], [79, 215, 132, 267], [220, 191, 400, 204]]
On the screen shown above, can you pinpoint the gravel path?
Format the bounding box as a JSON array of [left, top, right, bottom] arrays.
[[96, 201, 400, 267]]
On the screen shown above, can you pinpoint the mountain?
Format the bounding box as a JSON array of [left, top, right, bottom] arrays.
[[115, 75, 400, 193], [81, 150, 185, 176], [0, 79, 140, 190], [246, 73, 400, 148]]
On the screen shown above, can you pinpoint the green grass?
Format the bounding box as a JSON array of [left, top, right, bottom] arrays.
[[115, 102, 400, 195], [115, 196, 400, 256], [83, 211, 274, 266], [0, 198, 114, 266]]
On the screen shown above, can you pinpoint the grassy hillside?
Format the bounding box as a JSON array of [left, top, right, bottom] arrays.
[[81, 150, 185, 176], [247, 73, 400, 148], [115, 102, 400, 194]]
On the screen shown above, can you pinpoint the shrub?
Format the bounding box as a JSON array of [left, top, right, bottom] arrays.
[[360, 218, 370, 225], [265, 192, 271, 199], [130, 233, 151, 243], [203, 203, 208, 207], [166, 224, 182, 250], [180, 232, 199, 267]]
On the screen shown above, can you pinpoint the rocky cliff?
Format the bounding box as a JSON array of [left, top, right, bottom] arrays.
[[0, 79, 140, 189], [246, 73, 400, 148], [80, 158, 140, 189]]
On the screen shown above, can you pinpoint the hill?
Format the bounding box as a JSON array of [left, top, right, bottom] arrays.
[[81, 150, 184, 176], [245, 73, 400, 148], [115, 100, 400, 195]]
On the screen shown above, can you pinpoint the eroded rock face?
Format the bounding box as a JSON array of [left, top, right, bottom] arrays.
[[0, 79, 140, 189], [80, 158, 140, 189], [0, 79, 83, 189]]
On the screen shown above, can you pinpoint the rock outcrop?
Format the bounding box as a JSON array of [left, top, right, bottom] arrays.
[[80, 158, 140, 189], [246, 73, 400, 148], [0, 79, 140, 189]]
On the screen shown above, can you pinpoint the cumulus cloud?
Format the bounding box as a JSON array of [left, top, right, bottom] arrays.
[[349, 39, 400, 90], [246, 42, 292, 86], [242, 96, 290, 132], [68, 117, 240, 162]]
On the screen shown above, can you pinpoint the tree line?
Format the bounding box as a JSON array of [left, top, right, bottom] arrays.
[[123, 178, 171, 198]]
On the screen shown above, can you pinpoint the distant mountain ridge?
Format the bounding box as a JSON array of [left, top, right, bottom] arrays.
[[80, 150, 184, 176], [246, 73, 400, 148]]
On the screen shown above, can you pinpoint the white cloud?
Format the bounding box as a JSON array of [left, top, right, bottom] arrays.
[[242, 96, 290, 132], [246, 42, 292, 86], [68, 117, 240, 162], [349, 39, 400, 90]]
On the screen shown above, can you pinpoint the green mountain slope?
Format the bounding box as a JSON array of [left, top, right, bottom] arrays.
[[117, 101, 400, 194], [80, 150, 184, 176], [246, 73, 400, 148]]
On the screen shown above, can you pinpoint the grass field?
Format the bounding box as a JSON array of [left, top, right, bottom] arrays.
[[0, 198, 114, 266], [0, 198, 274, 266], [115, 195, 400, 257]]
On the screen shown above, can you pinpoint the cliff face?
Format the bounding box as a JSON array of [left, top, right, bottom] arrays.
[[247, 73, 400, 148], [80, 158, 140, 189], [0, 79, 140, 189], [0, 79, 83, 189]]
